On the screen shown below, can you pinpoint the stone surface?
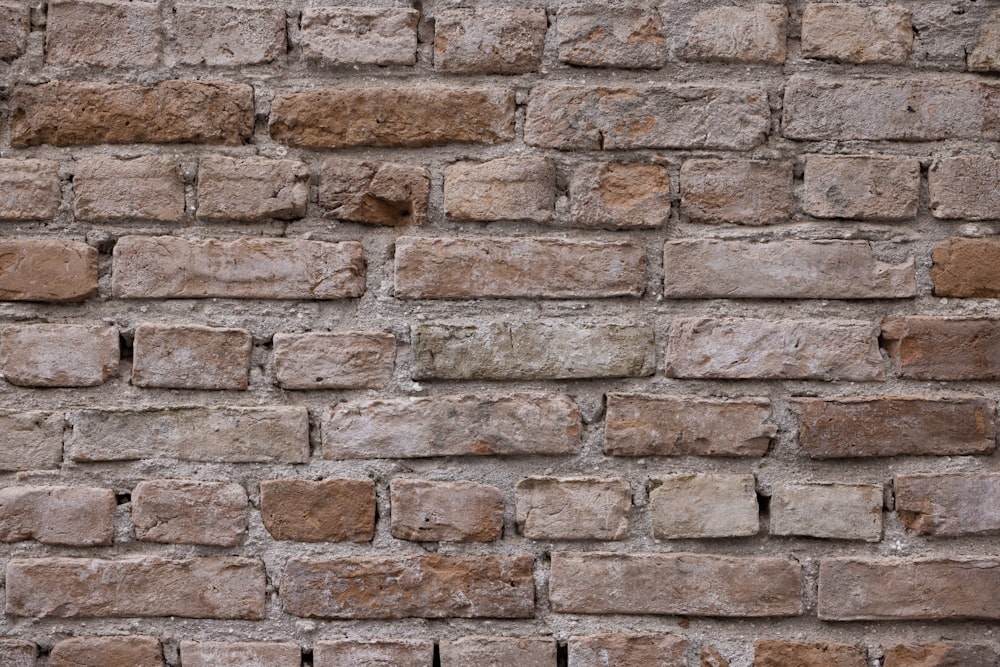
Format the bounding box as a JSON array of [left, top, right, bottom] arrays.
[[0, 412, 64, 471], [260, 478, 376, 542], [650, 473, 759, 539], [440, 637, 556, 667], [882, 643, 999, 667], [179, 642, 300, 667], [132, 480, 248, 546], [131, 323, 252, 390], [0, 3, 29, 59], [932, 238, 1000, 297], [0, 486, 115, 546], [515, 477, 631, 540], [273, 332, 395, 390], [703, 646, 731, 667], [196, 156, 308, 222], [74, 155, 185, 223], [1, 324, 119, 387], [301, 8, 418, 66], [556, 6, 666, 68], [569, 162, 671, 229], [318, 159, 429, 226], [0, 240, 98, 302], [882, 317, 1000, 380], [444, 157, 555, 222], [175, 4, 285, 66], [434, 8, 546, 74], [753, 641, 867, 667], [0, 640, 35, 667], [50, 636, 163, 667], [968, 10, 1000, 72], [894, 474, 1000, 536], [684, 5, 787, 64], [801, 4, 913, 64], [314, 640, 434, 667], [680, 159, 793, 225], [46, 0, 160, 67], [0, 159, 61, 221], [390, 479, 503, 542], [802, 155, 920, 221], [929, 156, 1000, 220], [569, 634, 687, 667], [770, 483, 883, 541]]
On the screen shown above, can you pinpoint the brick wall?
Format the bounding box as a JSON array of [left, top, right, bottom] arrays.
[[1, 0, 999, 665]]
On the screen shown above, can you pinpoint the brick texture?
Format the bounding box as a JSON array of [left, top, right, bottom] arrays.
[[391, 479, 503, 542], [0, 159, 61, 221], [0, 240, 98, 302], [74, 156, 185, 223], [50, 636, 163, 667], [0, 486, 115, 546], [260, 478, 375, 542], [131, 323, 251, 390], [515, 477, 631, 540], [1, 324, 119, 387], [132, 479, 247, 546]]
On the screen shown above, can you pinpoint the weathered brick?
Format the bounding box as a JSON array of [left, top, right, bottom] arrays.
[[770, 483, 882, 542], [0, 3, 29, 59], [569, 634, 687, 667], [260, 478, 375, 542], [0, 411, 63, 471], [0, 640, 35, 667], [322, 394, 581, 459], [46, 0, 160, 67], [882, 643, 998, 667], [395, 237, 645, 299], [132, 479, 247, 546], [515, 477, 630, 540], [314, 640, 434, 667], [754, 641, 867, 667], [444, 157, 555, 222], [196, 156, 308, 222], [301, 8, 417, 66], [0, 486, 114, 546], [112, 236, 365, 299], [569, 162, 671, 229], [1, 324, 119, 387], [413, 321, 655, 380], [0, 159, 61, 221], [434, 8, 546, 74], [179, 642, 300, 667], [802, 155, 920, 221], [932, 238, 1000, 297], [0, 240, 98, 302], [318, 158, 429, 226], [50, 636, 163, 667], [556, 6, 666, 69], [175, 4, 285, 66], [526, 84, 770, 150], [270, 87, 515, 148], [67, 406, 309, 463], [550, 552, 802, 616], [663, 240, 916, 299], [6, 557, 265, 619], [882, 317, 1000, 380], [680, 159, 793, 225], [132, 323, 251, 390], [802, 4, 912, 64], [273, 332, 395, 390], [74, 155, 184, 223], [929, 156, 1000, 220], [968, 10, 1000, 72], [703, 646, 731, 667], [281, 555, 535, 619], [665, 318, 884, 381], [650, 473, 758, 539], [11, 81, 254, 147], [390, 479, 503, 542], [684, 5, 787, 64], [894, 474, 1000, 537], [440, 637, 556, 667]]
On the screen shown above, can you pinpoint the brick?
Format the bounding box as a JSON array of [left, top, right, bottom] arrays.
[[281, 555, 535, 619], [650, 473, 758, 539], [260, 478, 375, 542], [569, 634, 687, 667], [196, 156, 308, 222], [932, 238, 1000, 297], [132, 479, 248, 546], [270, 87, 514, 148], [882, 317, 1000, 380], [434, 8, 546, 74], [894, 473, 1000, 537], [112, 236, 365, 299], [395, 237, 645, 299], [301, 8, 417, 66], [0, 640, 35, 667], [10, 81, 253, 147], [680, 159, 793, 225], [665, 318, 884, 381], [314, 640, 434, 667], [444, 157, 555, 222], [770, 483, 882, 541], [882, 643, 998, 667], [703, 646, 730, 667], [440, 637, 556, 667], [46, 0, 160, 67], [556, 6, 666, 68], [968, 10, 1000, 72], [0, 159, 61, 221], [802, 4, 912, 64], [569, 162, 671, 229], [802, 155, 920, 221], [818, 557, 1000, 620], [132, 323, 250, 390], [390, 479, 503, 542], [0, 239, 98, 302], [663, 240, 916, 299], [684, 5, 787, 64], [179, 642, 300, 667], [550, 552, 802, 616], [929, 156, 1000, 220], [322, 394, 581, 459], [6, 557, 265, 619], [0, 3, 29, 59], [754, 641, 867, 667], [0, 486, 113, 546], [1, 324, 118, 387], [515, 477, 630, 540], [318, 159, 429, 226], [175, 4, 285, 66], [526, 84, 770, 150], [413, 321, 655, 380], [67, 406, 309, 463], [74, 156, 184, 223], [273, 332, 395, 390], [50, 636, 163, 667], [0, 411, 64, 471], [784, 76, 1000, 141]]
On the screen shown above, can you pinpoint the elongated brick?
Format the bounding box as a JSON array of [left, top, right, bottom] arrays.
[[801, 4, 913, 64], [50, 636, 163, 667], [684, 5, 787, 64], [770, 483, 883, 541], [132, 323, 251, 390], [274, 332, 395, 390], [444, 157, 555, 222], [569, 634, 687, 667], [1, 324, 119, 387], [894, 474, 1000, 536], [440, 637, 556, 667], [0, 240, 98, 302], [434, 8, 546, 74], [650, 473, 759, 539], [180, 642, 300, 667], [0, 486, 115, 546], [556, 6, 666, 68], [391, 479, 503, 542], [680, 159, 793, 225], [516, 477, 631, 540], [929, 156, 1000, 220], [301, 7, 417, 65], [74, 155, 185, 223], [314, 640, 434, 667], [260, 478, 375, 542], [175, 4, 285, 66], [932, 238, 1000, 297], [132, 480, 248, 546], [802, 155, 921, 221], [196, 156, 309, 222], [0, 411, 64, 471], [882, 317, 1000, 380], [0, 159, 61, 221], [46, 0, 161, 67]]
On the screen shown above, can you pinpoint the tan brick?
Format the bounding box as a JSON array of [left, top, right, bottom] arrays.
[[0, 240, 98, 302], [175, 4, 285, 66], [650, 473, 758, 539], [516, 477, 630, 540], [50, 636, 163, 667], [556, 6, 666, 68], [390, 479, 503, 542], [883, 643, 998, 667], [314, 640, 434, 667], [301, 8, 417, 65], [802, 4, 912, 64], [322, 394, 581, 459], [274, 332, 395, 390], [132, 479, 247, 546], [929, 156, 1000, 220], [0, 159, 61, 221], [882, 317, 1000, 380], [0, 411, 64, 471], [680, 159, 793, 225], [132, 323, 251, 390], [770, 483, 882, 541], [932, 237, 1000, 297], [684, 5, 787, 64], [0, 486, 114, 546], [444, 157, 555, 222], [6, 557, 265, 619], [260, 478, 375, 542], [0, 640, 35, 667], [440, 637, 556, 667], [318, 159, 429, 226], [550, 552, 802, 616], [281, 555, 535, 619], [754, 641, 867, 667], [74, 155, 184, 223], [112, 236, 365, 299], [0, 3, 30, 59], [434, 8, 546, 74], [1, 324, 118, 387], [179, 642, 299, 667], [270, 87, 514, 148], [196, 155, 308, 222], [46, 0, 160, 67], [968, 10, 1000, 72], [894, 473, 1000, 537], [569, 634, 687, 667], [569, 162, 671, 229], [663, 240, 916, 299], [803, 155, 920, 221], [11, 81, 253, 147]]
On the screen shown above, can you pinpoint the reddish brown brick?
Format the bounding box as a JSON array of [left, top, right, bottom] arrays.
[[390, 479, 503, 542], [0, 486, 114, 546], [803, 155, 920, 221], [273, 332, 395, 390], [650, 473, 759, 539], [260, 478, 375, 542], [0, 411, 64, 471], [684, 5, 787, 64], [882, 643, 998, 667], [801, 4, 912, 64], [0, 240, 98, 302], [314, 640, 433, 667], [569, 162, 671, 229], [569, 634, 687, 667], [894, 473, 1000, 536], [74, 155, 185, 223], [179, 642, 300, 667], [132, 479, 248, 546], [301, 8, 417, 65], [131, 323, 251, 390], [929, 156, 1000, 220], [882, 317, 1000, 380], [50, 636, 163, 667], [932, 237, 1000, 297], [515, 477, 631, 540], [46, 0, 161, 67], [175, 4, 285, 66], [1, 324, 119, 387], [0, 159, 61, 221], [680, 159, 793, 225], [434, 8, 546, 74], [754, 641, 867, 667], [440, 637, 556, 667], [196, 156, 308, 222], [0, 3, 30, 59], [0, 640, 35, 667], [444, 157, 555, 222], [318, 159, 429, 226], [556, 6, 666, 68]]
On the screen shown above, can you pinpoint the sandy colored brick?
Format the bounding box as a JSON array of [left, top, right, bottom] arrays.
[[301, 7, 417, 66], [556, 6, 666, 68], [50, 636, 163, 667], [0, 411, 64, 471], [46, 0, 160, 67], [132, 479, 248, 546], [882, 317, 1000, 380], [131, 323, 250, 390], [882, 643, 998, 667], [569, 634, 687, 667], [932, 237, 1000, 297], [196, 155, 308, 222], [894, 474, 1000, 537], [175, 4, 285, 66], [180, 642, 300, 667], [968, 10, 1000, 72], [440, 637, 556, 667], [803, 155, 920, 221], [1, 324, 118, 387], [390, 479, 503, 542], [0, 640, 35, 667], [680, 159, 793, 225], [73, 155, 184, 223], [802, 4, 912, 64], [684, 5, 787, 64], [929, 156, 1000, 220], [569, 162, 671, 229], [0, 3, 29, 59], [0, 240, 98, 302], [754, 641, 867, 667], [274, 332, 395, 390], [444, 157, 555, 222], [650, 473, 758, 539], [0, 486, 114, 546], [0, 159, 61, 221], [318, 159, 429, 226], [260, 478, 375, 542], [770, 483, 882, 541], [434, 8, 546, 74], [516, 477, 630, 541], [314, 640, 434, 667]]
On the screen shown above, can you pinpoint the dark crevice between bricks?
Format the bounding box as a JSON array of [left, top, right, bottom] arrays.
[[119, 331, 134, 362], [557, 641, 569, 667], [302, 648, 313, 667], [432, 642, 442, 667], [116, 492, 131, 505], [757, 492, 771, 534]]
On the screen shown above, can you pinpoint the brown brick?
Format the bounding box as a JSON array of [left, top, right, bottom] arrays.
[[6, 557, 265, 619], [1, 324, 118, 387], [11, 81, 253, 147], [112, 236, 365, 299], [883, 643, 998, 667], [132, 323, 250, 390], [0, 240, 98, 302], [301, 8, 417, 66], [444, 157, 555, 222], [968, 10, 1000, 72], [802, 4, 912, 64], [179, 642, 299, 667], [665, 318, 884, 381], [50, 636, 163, 667], [318, 159, 429, 226], [0, 640, 35, 667], [684, 5, 787, 64], [260, 478, 375, 542], [702, 646, 731, 667], [74, 155, 184, 223], [0, 411, 63, 471], [663, 240, 916, 299], [650, 473, 758, 539], [569, 162, 671, 229], [440, 637, 556, 667], [281, 555, 535, 619], [803, 155, 920, 221], [556, 6, 666, 68], [395, 237, 645, 299], [526, 84, 770, 150], [274, 332, 394, 390], [932, 237, 1000, 297], [0, 159, 61, 221], [270, 87, 514, 148], [390, 479, 503, 542], [322, 394, 581, 459], [132, 479, 248, 546], [175, 4, 285, 66], [680, 159, 793, 225], [0, 486, 114, 546], [314, 640, 434, 667], [882, 317, 1000, 380], [770, 483, 882, 541], [894, 473, 1000, 537], [434, 8, 546, 74], [605, 395, 775, 457], [196, 156, 308, 222], [754, 641, 867, 667], [516, 477, 630, 540], [929, 156, 1000, 220], [46, 0, 160, 67], [550, 552, 802, 616], [0, 3, 30, 59], [569, 634, 687, 667]]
